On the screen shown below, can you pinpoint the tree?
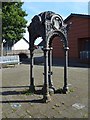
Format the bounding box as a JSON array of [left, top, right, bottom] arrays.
[[2, 2, 27, 47]]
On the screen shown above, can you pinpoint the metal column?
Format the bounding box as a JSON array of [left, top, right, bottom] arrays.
[[43, 48, 51, 102], [30, 49, 35, 92], [63, 47, 69, 93], [48, 47, 55, 89]]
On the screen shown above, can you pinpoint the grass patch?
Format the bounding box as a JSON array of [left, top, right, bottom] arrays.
[[55, 87, 75, 94], [68, 88, 75, 93], [22, 89, 34, 95]]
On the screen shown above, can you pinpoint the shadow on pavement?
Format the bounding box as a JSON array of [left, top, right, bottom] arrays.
[[1, 87, 44, 103], [2, 99, 44, 104], [0, 86, 30, 89], [2, 86, 66, 97], [2, 90, 26, 96], [1, 88, 43, 96], [1, 85, 44, 96], [1, 85, 66, 104]]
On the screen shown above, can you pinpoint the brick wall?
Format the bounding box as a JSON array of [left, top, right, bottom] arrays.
[[52, 36, 64, 58], [52, 16, 90, 59]]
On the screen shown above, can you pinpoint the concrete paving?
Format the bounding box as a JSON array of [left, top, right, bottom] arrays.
[[1, 63, 88, 119]]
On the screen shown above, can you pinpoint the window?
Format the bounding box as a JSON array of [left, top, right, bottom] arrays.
[[84, 40, 90, 51]]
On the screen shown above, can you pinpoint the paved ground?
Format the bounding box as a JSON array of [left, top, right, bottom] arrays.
[[0, 61, 88, 119]]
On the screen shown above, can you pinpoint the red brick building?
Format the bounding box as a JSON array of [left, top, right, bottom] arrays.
[[52, 13, 90, 62]]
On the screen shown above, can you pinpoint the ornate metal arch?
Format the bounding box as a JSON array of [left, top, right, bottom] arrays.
[[47, 30, 68, 47], [28, 11, 69, 103]]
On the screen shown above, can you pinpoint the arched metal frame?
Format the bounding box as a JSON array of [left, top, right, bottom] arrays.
[[28, 11, 69, 102]]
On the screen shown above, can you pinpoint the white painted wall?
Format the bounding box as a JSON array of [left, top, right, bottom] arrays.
[[12, 39, 29, 50], [12, 26, 43, 50]]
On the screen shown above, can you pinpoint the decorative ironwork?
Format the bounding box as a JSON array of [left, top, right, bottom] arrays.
[[28, 11, 69, 103]]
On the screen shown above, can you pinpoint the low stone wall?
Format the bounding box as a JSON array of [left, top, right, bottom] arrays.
[[3, 49, 43, 57], [5, 50, 30, 57]]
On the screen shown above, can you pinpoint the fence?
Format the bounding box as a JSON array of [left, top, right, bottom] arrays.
[[0, 55, 20, 65]]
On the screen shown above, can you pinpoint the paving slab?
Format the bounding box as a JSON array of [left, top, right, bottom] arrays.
[[1, 64, 88, 119]]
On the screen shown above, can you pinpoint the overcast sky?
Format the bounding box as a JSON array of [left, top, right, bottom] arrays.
[[22, 1, 89, 44]]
